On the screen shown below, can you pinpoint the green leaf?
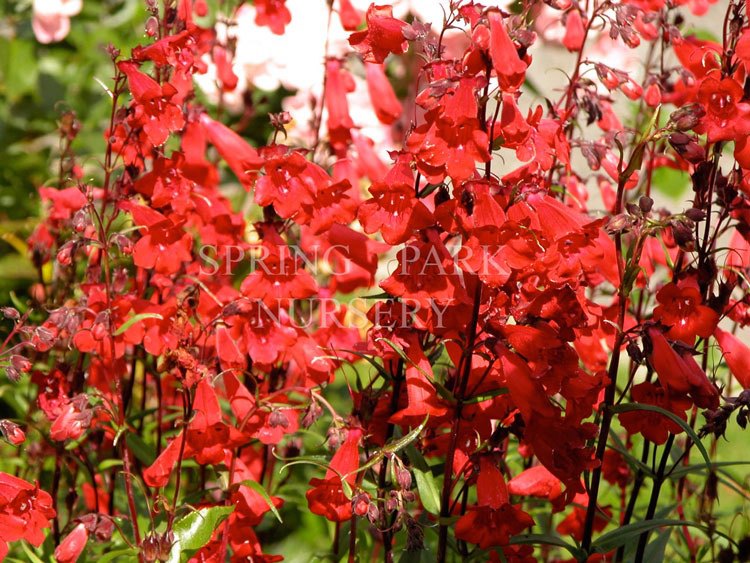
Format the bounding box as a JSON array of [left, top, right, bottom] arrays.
[[126, 433, 155, 466], [113, 313, 163, 336], [509, 534, 582, 558], [405, 445, 441, 515], [592, 519, 694, 552], [98, 548, 140, 563], [19, 542, 45, 563], [168, 505, 234, 563], [611, 403, 712, 470], [239, 479, 283, 523]]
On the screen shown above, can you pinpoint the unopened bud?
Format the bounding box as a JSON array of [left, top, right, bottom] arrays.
[[668, 104, 706, 131], [638, 196, 654, 213], [0, 420, 25, 445]]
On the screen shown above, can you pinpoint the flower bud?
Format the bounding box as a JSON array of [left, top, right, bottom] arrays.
[[685, 207, 706, 222], [668, 104, 705, 131], [396, 467, 412, 490], [0, 420, 25, 445], [638, 196, 653, 213]]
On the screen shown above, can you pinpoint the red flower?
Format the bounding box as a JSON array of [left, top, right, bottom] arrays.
[[648, 328, 719, 409], [389, 335, 448, 425], [0, 420, 25, 446], [652, 282, 719, 343], [325, 59, 356, 155], [714, 328, 750, 389], [620, 382, 692, 444], [254, 0, 291, 35], [358, 155, 433, 245], [563, 9, 586, 52], [364, 62, 401, 125], [0, 472, 55, 558], [455, 457, 534, 549], [695, 76, 750, 143], [508, 465, 565, 511], [118, 62, 185, 146], [200, 114, 264, 189], [55, 522, 89, 563], [126, 204, 193, 276], [306, 429, 361, 522], [488, 11, 527, 92], [349, 4, 408, 63]]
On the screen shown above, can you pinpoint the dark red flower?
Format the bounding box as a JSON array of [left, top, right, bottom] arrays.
[[455, 458, 534, 549], [652, 282, 719, 343]]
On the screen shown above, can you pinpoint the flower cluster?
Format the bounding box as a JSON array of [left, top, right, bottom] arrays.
[[2, 0, 750, 561]]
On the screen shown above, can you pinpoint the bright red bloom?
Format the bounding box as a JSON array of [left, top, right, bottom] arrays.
[[508, 465, 565, 511], [126, 204, 193, 275], [200, 114, 264, 189], [118, 61, 185, 146], [714, 328, 750, 389], [364, 62, 401, 125], [563, 9, 585, 52], [0, 472, 55, 558], [455, 457, 534, 549], [254, 0, 291, 35], [325, 59, 356, 155], [488, 11, 527, 92], [349, 4, 408, 63], [652, 282, 719, 343], [55, 523, 89, 563], [358, 155, 433, 244], [648, 328, 719, 409], [306, 429, 361, 522], [695, 76, 750, 143], [620, 382, 692, 444]]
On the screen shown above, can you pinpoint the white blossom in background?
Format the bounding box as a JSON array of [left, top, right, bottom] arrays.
[[32, 0, 82, 44]]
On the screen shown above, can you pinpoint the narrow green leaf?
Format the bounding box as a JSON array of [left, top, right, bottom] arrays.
[[509, 534, 582, 558], [405, 444, 441, 515], [239, 479, 283, 523], [592, 519, 694, 552], [611, 403, 711, 470], [114, 313, 163, 336]]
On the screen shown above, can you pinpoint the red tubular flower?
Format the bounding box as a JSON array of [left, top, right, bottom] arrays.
[[647, 328, 719, 409], [455, 457, 534, 549], [349, 4, 408, 63], [0, 472, 55, 558], [620, 382, 692, 444], [358, 155, 433, 245], [254, 0, 291, 35], [714, 328, 750, 389], [55, 523, 89, 563], [199, 114, 264, 189], [389, 335, 448, 425], [488, 11, 527, 92], [563, 9, 586, 52], [507, 465, 565, 512], [338, 0, 362, 30], [306, 429, 361, 522], [652, 282, 719, 343], [118, 61, 185, 146], [695, 76, 750, 143], [324, 59, 356, 155], [364, 62, 401, 125]]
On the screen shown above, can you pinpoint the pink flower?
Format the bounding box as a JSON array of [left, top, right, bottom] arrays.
[[32, 0, 82, 44]]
